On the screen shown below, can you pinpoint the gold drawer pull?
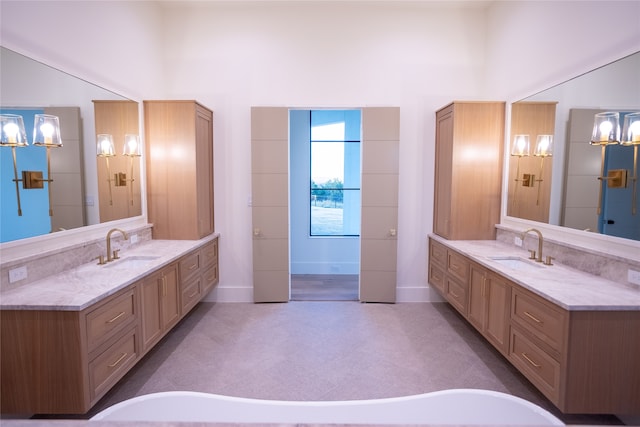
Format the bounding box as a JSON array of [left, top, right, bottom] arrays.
[[450, 291, 459, 299], [521, 352, 542, 369], [188, 290, 198, 298], [108, 352, 128, 368], [106, 311, 125, 324], [188, 263, 197, 270], [524, 311, 543, 324]]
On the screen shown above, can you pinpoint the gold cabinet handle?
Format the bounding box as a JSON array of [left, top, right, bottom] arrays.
[[108, 352, 128, 368], [188, 263, 197, 270], [450, 291, 459, 299], [188, 290, 198, 298], [521, 352, 541, 369], [524, 311, 543, 324], [207, 274, 217, 282], [162, 276, 167, 296], [482, 276, 486, 298], [106, 311, 125, 324]]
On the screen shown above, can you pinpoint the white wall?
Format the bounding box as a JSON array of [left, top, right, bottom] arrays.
[[2, 1, 639, 302]]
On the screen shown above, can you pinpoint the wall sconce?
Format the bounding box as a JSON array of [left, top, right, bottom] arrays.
[[590, 112, 622, 215], [510, 134, 530, 207], [122, 134, 142, 206], [97, 134, 116, 206], [32, 114, 63, 216], [533, 135, 553, 206], [621, 112, 640, 215], [1, 113, 62, 217], [0, 114, 29, 216]]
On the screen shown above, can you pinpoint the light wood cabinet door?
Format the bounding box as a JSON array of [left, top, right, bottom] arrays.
[[433, 102, 505, 240], [140, 263, 180, 353], [145, 100, 214, 240]]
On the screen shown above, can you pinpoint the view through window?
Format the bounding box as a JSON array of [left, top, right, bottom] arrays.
[[310, 110, 361, 236]]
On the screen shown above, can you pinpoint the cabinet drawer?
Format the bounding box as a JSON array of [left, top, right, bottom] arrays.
[[179, 251, 201, 282], [89, 327, 138, 401], [446, 276, 468, 316], [201, 239, 218, 269], [511, 289, 566, 354], [202, 263, 219, 294], [510, 326, 561, 404], [86, 288, 136, 352], [429, 239, 446, 269], [447, 250, 469, 283], [428, 263, 446, 294], [181, 277, 202, 314]]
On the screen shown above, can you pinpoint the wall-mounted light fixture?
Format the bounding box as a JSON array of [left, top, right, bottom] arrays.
[[621, 112, 640, 215], [122, 134, 142, 206], [590, 111, 623, 215], [0, 114, 29, 215], [97, 134, 116, 206], [1, 113, 62, 217], [533, 134, 553, 206], [510, 134, 530, 207]]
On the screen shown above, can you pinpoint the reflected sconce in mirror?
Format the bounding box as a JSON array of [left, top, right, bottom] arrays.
[[0, 113, 62, 216], [0, 114, 29, 215], [621, 112, 640, 215], [533, 135, 553, 206], [590, 111, 623, 215], [96, 134, 116, 206], [122, 134, 142, 206], [510, 134, 530, 207]]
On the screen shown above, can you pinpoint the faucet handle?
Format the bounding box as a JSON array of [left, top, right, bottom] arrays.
[[113, 249, 121, 260], [544, 256, 554, 266], [528, 249, 537, 260], [96, 255, 106, 265]]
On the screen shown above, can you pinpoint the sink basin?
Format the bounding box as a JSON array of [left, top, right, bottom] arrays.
[[488, 256, 542, 270], [106, 255, 161, 268]]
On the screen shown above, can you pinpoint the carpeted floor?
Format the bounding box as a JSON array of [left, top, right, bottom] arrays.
[[33, 301, 623, 424]]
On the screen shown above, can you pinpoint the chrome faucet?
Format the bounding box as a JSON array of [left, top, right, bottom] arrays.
[[105, 228, 129, 263], [521, 228, 544, 263]]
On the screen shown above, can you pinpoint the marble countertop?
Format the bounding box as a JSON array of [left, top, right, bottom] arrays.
[[430, 234, 640, 311], [0, 235, 218, 311]]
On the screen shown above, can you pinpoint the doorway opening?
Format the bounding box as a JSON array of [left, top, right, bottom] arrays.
[[289, 109, 361, 301]]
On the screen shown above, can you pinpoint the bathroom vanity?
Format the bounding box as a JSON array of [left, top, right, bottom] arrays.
[[428, 234, 640, 415], [0, 235, 219, 414]]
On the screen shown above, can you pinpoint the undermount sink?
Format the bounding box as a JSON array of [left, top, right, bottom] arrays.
[[488, 256, 542, 270], [106, 255, 160, 268]]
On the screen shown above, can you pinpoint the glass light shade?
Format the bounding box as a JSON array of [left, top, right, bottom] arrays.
[[590, 112, 620, 145], [511, 134, 530, 156], [32, 114, 62, 147], [621, 112, 640, 145], [123, 134, 142, 156], [0, 114, 28, 146], [534, 135, 553, 157], [96, 134, 115, 157]]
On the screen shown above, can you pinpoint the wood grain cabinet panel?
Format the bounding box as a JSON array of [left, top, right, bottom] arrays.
[[140, 263, 180, 354]]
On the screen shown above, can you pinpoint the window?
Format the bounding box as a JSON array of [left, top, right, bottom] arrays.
[[310, 110, 361, 236]]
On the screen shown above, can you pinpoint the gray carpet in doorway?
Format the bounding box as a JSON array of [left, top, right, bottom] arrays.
[[42, 302, 621, 424]]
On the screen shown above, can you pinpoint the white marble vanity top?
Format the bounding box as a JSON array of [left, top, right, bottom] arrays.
[[430, 234, 640, 311], [0, 235, 218, 311]]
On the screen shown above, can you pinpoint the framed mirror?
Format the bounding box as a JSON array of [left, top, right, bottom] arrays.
[[506, 51, 640, 243], [0, 47, 142, 244]]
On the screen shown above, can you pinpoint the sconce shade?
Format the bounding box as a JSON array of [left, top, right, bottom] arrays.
[[511, 134, 530, 156], [0, 114, 28, 147], [621, 112, 640, 145], [534, 135, 553, 157], [97, 134, 116, 157], [590, 112, 620, 145], [32, 114, 62, 147], [123, 134, 142, 156]]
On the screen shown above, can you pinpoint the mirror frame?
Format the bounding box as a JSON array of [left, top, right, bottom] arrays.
[[500, 52, 640, 261], [0, 46, 148, 264]]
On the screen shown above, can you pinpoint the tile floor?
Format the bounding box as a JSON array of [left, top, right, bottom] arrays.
[[37, 301, 622, 424]]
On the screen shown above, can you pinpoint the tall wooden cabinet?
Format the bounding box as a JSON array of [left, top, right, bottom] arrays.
[[144, 100, 214, 240], [433, 102, 505, 240]]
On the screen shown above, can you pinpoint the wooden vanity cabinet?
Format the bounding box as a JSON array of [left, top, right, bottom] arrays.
[[140, 263, 180, 353], [144, 100, 214, 240], [433, 102, 505, 240], [468, 263, 511, 356]]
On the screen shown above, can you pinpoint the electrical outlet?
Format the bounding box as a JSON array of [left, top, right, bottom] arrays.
[[514, 236, 523, 247], [130, 233, 139, 244], [9, 266, 28, 283], [628, 269, 640, 286]]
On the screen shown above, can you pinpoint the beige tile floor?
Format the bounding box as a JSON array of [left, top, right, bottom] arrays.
[[36, 301, 622, 424]]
